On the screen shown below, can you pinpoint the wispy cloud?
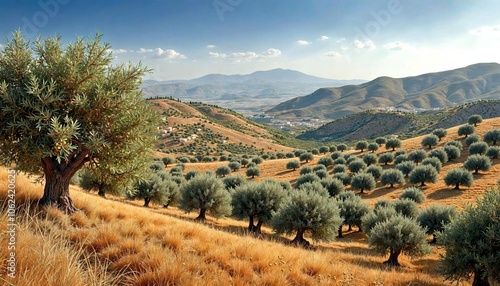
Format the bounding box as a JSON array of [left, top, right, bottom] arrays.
[[325, 51, 341, 57], [106, 48, 128, 54], [208, 52, 227, 58], [153, 48, 186, 59], [296, 40, 311, 46], [318, 35, 330, 41], [353, 40, 376, 50], [262, 48, 281, 57], [383, 41, 413, 51], [469, 24, 500, 35], [206, 44, 216, 49], [137, 48, 154, 53], [209, 48, 281, 63]]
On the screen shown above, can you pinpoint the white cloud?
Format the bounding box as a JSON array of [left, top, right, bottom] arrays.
[[469, 24, 500, 35], [206, 45, 216, 49], [153, 48, 186, 59], [318, 35, 329, 41], [325, 51, 341, 57], [137, 48, 154, 53], [383, 41, 413, 51], [262, 48, 281, 57], [353, 40, 376, 50], [209, 52, 227, 58], [230, 52, 258, 59], [296, 40, 311, 46], [336, 38, 346, 43], [107, 48, 128, 54]]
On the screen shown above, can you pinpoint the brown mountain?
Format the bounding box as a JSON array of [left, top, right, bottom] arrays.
[[267, 63, 500, 120]]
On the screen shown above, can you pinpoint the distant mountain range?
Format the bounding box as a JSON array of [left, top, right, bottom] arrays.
[[142, 69, 364, 115], [267, 63, 500, 120]]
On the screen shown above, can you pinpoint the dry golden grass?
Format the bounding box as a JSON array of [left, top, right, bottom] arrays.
[[2, 119, 499, 285]]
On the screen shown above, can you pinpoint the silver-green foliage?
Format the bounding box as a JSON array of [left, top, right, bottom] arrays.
[[409, 165, 439, 186], [417, 204, 456, 243], [463, 154, 492, 174], [351, 172, 376, 193], [337, 191, 371, 234], [400, 187, 425, 204], [380, 169, 405, 188], [444, 168, 474, 190], [179, 173, 232, 221]]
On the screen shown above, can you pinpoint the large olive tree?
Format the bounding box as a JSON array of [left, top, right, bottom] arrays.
[[0, 32, 158, 212]]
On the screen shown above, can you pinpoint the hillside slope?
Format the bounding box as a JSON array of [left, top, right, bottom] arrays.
[[267, 63, 500, 120], [299, 100, 500, 141]]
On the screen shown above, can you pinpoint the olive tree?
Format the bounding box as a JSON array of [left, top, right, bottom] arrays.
[[394, 198, 420, 219], [385, 138, 402, 151], [463, 154, 492, 174], [286, 159, 301, 171], [366, 165, 383, 180], [351, 172, 376, 194], [0, 32, 158, 212], [348, 159, 367, 173], [319, 146, 330, 154], [422, 157, 442, 173], [333, 164, 347, 174], [444, 145, 461, 161], [422, 134, 440, 149], [375, 137, 387, 145], [363, 153, 378, 166], [408, 149, 427, 165], [444, 168, 474, 190], [399, 187, 425, 204], [380, 169, 405, 188], [128, 170, 176, 208], [355, 140, 369, 152], [465, 134, 481, 146], [458, 124, 475, 138], [486, 146, 500, 159], [337, 143, 348, 152], [246, 166, 261, 179], [228, 161, 241, 172], [432, 128, 448, 141], [179, 173, 232, 221], [320, 177, 345, 197], [428, 148, 448, 164], [468, 142, 488, 155], [378, 152, 394, 165], [215, 165, 231, 177], [367, 142, 379, 153], [271, 189, 342, 247], [367, 214, 431, 266], [336, 191, 371, 237], [409, 165, 439, 186], [299, 152, 314, 163], [317, 156, 334, 168], [483, 129, 500, 145], [439, 187, 500, 286], [222, 174, 246, 191], [467, 114, 483, 126], [232, 180, 287, 233], [417, 204, 457, 243]]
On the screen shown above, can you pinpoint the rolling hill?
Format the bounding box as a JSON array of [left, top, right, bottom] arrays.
[[142, 69, 364, 116], [267, 63, 500, 120], [299, 100, 500, 141]]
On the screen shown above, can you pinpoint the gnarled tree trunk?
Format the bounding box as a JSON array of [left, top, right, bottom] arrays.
[[291, 228, 310, 248], [384, 247, 401, 266], [472, 268, 490, 286], [196, 208, 207, 221]]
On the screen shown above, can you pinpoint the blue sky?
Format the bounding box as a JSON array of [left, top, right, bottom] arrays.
[[1, 0, 500, 81]]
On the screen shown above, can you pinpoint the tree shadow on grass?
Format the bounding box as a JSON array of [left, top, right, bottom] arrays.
[[362, 187, 398, 199], [427, 187, 462, 200]]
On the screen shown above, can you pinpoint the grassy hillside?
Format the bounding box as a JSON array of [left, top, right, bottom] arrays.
[[299, 100, 500, 141], [1, 118, 499, 285], [151, 98, 319, 158], [268, 63, 500, 120]]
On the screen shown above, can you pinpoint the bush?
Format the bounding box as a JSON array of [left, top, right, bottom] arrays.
[[252, 156, 264, 165], [179, 173, 232, 221], [375, 137, 387, 145], [285, 152, 295, 158], [276, 152, 285, 159], [222, 174, 247, 191], [408, 149, 427, 164], [351, 172, 376, 194], [400, 187, 425, 204], [232, 180, 287, 233], [385, 138, 402, 151], [333, 164, 347, 174], [246, 162, 257, 168], [337, 192, 371, 237], [422, 134, 439, 149], [486, 146, 500, 159], [299, 152, 314, 163], [348, 159, 367, 173], [366, 165, 383, 180], [333, 172, 351, 185], [246, 166, 261, 179], [295, 173, 321, 188], [367, 142, 379, 153], [444, 168, 474, 190], [439, 187, 500, 285], [380, 169, 405, 188], [469, 141, 488, 155], [317, 156, 334, 168], [483, 129, 500, 145], [417, 204, 457, 243], [271, 189, 342, 247], [320, 177, 345, 197], [299, 166, 313, 175], [215, 165, 231, 177], [363, 153, 378, 166], [464, 134, 481, 146], [228, 161, 241, 172], [367, 214, 431, 266], [409, 165, 439, 186], [463, 154, 492, 174], [310, 148, 319, 155], [444, 145, 461, 161], [422, 157, 442, 173], [241, 158, 249, 167], [467, 114, 483, 126], [162, 156, 176, 167], [458, 124, 475, 138], [428, 148, 448, 163], [286, 160, 301, 171], [432, 128, 448, 141], [393, 198, 420, 219], [378, 152, 394, 165]]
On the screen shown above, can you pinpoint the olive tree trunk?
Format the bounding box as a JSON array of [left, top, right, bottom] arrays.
[[384, 247, 402, 266], [291, 228, 310, 247]]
